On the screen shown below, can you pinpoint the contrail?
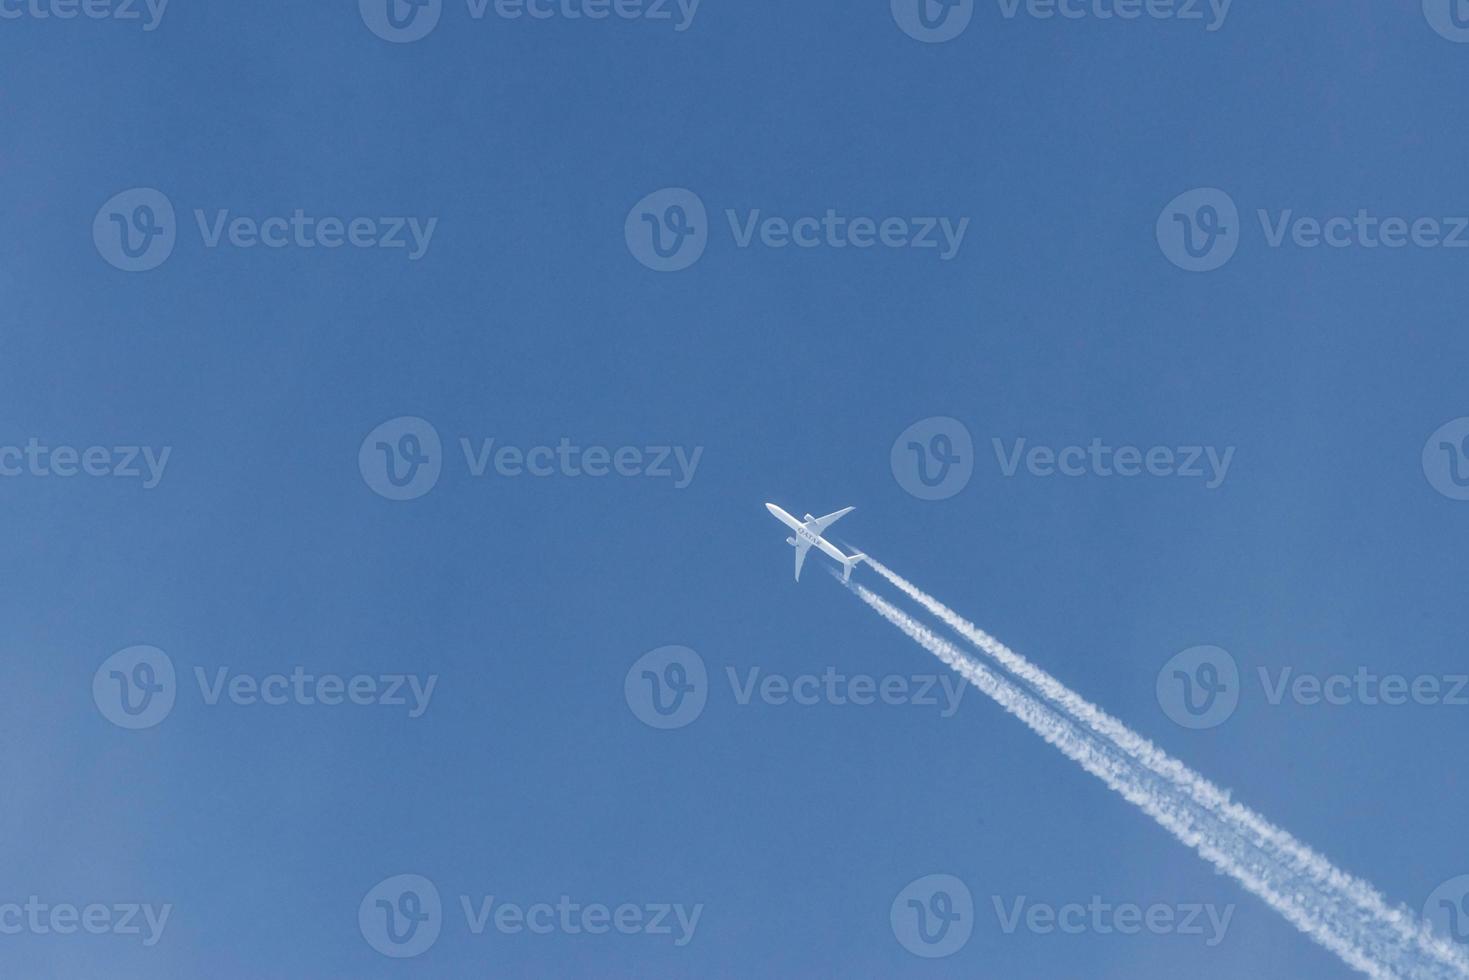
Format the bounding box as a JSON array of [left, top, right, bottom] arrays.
[[861, 558, 1466, 977], [849, 577, 1467, 979]]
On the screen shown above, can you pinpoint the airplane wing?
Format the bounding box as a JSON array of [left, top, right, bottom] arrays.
[[792, 539, 812, 581], [804, 507, 855, 535]]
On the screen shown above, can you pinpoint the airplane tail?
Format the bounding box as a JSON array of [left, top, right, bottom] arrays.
[[840, 553, 866, 584]]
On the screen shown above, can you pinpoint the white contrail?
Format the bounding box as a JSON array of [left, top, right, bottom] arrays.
[[849, 580, 1466, 979], [861, 558, 1467, 978]]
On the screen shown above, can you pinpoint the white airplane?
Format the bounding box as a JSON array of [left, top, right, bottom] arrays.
[[765, 503, 867, 583]]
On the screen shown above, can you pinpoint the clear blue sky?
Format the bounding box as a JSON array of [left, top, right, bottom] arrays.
[[4, 2, 1469, 977]]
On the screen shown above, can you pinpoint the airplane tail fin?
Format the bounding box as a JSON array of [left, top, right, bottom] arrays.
[[841, 553, 866, 584]]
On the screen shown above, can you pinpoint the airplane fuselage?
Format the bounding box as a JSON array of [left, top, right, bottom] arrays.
[[765, 503, 866, 581], [767, 504, 848, 565]]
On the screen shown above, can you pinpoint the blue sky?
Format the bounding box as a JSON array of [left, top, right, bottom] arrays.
[[4, 1, 1469, 977]]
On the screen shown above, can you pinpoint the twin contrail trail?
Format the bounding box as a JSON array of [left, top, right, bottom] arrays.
[[847, 560, 1466, 979]]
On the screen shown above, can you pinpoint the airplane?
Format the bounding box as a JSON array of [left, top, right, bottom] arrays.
[[765, 503, 867, 583]]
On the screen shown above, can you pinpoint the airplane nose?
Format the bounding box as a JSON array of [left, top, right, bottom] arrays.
[[764, 502, 780, 517]]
